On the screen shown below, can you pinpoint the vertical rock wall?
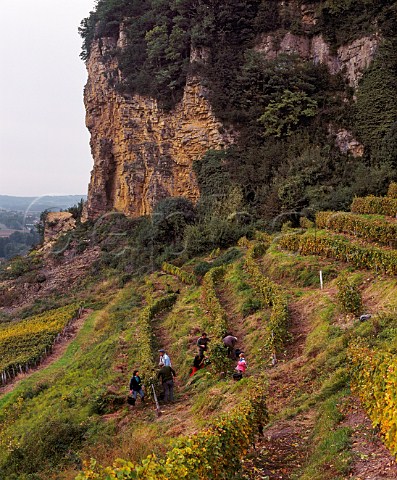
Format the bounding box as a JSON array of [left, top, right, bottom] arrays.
[[84, 4, 379, 219], [256, 32, 379, 88], [84, 37, 233, 219]]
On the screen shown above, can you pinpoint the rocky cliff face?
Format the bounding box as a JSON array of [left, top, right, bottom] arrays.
[[256, 32, 379, 88], [44, 212, 76, 245], [84, 36, 233, 219], [84, 6, 379, 219], [256, 27, 379, 158], [258, 2, 380, 88]]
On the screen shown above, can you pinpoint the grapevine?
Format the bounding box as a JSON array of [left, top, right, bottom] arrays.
[[0, 304, 81, 385]]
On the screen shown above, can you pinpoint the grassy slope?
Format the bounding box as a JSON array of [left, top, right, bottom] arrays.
[[0, 227, 396, 479], [245, 242, 397, 479]]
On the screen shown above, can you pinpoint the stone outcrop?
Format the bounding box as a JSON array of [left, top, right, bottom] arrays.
[[329, 126, 364, 158], [256, 23, 378, 159], [256, 32, 379, 88], [84, 36, 233, 220], [44, 212, 76, 244]]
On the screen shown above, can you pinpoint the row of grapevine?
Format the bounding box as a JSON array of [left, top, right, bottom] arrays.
[[161, 262, 198, 285], [76, 382, 268, 480], [278, 231, 397, 275], [388, 182, 397, 199], [351, 195, 397, 217], [201, 265, 229, 339], [244, 241, 289, 354], [237, 232, 272, 249], [316, 211, 397, 247], [0, 304, 82, 386], [349, 344, 397, 455], [336, 272, 362, 315], [136, 294, 178, 378]]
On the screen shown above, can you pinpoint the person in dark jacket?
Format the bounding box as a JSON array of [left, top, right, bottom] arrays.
[[129, 370, 145, 405], [157, 365, 176, 403], [190, 354, 205, 377], [222, 335, 238, 359], [197, 332, 210, 357]]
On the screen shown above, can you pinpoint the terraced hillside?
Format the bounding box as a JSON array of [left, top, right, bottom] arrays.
[[0, 190, 397, 479]]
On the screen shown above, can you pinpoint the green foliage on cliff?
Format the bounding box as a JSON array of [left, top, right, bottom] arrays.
[[259, 90, 318, 137], [355, 39, 397, 153], [79, 0, 397, 225], [317, 0, 396, 48]]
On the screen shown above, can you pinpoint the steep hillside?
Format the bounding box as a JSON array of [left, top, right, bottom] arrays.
[[1, 190, 397, 479], [1, 2, 396, 478]]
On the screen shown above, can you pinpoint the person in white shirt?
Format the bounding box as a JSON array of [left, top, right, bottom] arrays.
[[159, 349, 171, 367]]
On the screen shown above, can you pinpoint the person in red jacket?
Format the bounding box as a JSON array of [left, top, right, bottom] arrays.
[[235, 352, 247, 374], [190, 354, 205, 376]]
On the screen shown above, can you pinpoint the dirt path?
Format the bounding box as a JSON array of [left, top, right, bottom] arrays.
[[343, 396, 397, 479], [211, 264, 315, 479], [215, 278, 248, 354], [143, 284, 199, 434], [0, 308, 92, 396], [152, 311, 191, 400], [243, 412, 314, 480], [242, 299, 315, 479]]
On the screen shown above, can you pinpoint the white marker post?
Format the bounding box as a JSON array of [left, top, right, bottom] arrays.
[[319, 270, 323, 290]]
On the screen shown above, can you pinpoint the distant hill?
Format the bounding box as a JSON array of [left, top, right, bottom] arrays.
[[0, 195, 86, 213]]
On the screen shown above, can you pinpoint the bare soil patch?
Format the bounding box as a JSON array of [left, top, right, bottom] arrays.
[[1, 247, 100, 315], [343, 396, 397, 480], [243, 412, 315, 480], [242, 299, 316, 479]]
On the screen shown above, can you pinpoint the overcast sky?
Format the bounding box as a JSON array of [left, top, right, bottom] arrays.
[[0, 1, 96, 196]]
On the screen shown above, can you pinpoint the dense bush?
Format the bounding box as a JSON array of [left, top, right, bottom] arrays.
[[350, 343, 397, 456], [183, 217, 251, 258], [86, 200, 196, 275], [316, 0, 396, 49], [355, 38, 397, 154], [151, 197, 196, 246], [259, 90, 318, 138]]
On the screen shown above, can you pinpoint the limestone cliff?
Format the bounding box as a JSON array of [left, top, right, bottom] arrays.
[[256, 32, 379, 89], [256, 27, 379, 157], [257, 2, 379, 89], [84, 36, 233, 219], [84, 3, 380, 219]]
